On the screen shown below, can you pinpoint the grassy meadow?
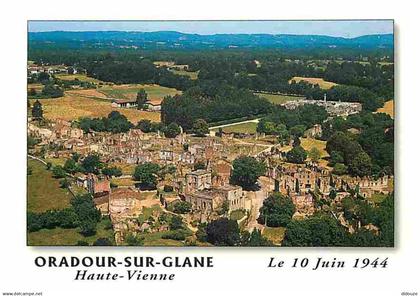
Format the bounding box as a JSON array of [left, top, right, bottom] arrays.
[[55, 73, 104, 84], [99, 84, 181, 101], [222, 122, 258, 134], [27, 159, 72, 213], [28, 218, 114, 246]]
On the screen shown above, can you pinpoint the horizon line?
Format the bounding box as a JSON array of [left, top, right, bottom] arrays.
[[28, 30, 394, 39]]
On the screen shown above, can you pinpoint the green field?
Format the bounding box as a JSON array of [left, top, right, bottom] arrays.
[[55, 73, 104, 84], [99, 84, 181, 100], [27, 159, 72, 213], [169, 69, 199, 80], [255, 93, 302, 105], [222, 122, 258, 134], [27, 218, 114, 246]]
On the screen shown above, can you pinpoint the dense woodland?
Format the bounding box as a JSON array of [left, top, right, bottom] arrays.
[[29, 47, 393, 110]]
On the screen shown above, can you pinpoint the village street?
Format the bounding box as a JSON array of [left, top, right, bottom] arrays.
[[245, 190, 267, 231]]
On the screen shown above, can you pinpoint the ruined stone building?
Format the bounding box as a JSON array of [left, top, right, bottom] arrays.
[[184, 170, 212, 194], [86, 173, 111, 198], [184, 185, 245, 214], [341, 175, 392, 198], [273, 164, 333, 197]]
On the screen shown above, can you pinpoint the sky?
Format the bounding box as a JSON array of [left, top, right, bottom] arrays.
[[28, 20, 393, 38]]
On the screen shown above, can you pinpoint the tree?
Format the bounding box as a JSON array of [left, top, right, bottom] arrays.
[[206, 218, 241, 246], [258, 193, 295, 227], [217, 200, 230, 216], [136, 119, 152, 133], [169, 215, 184, 230], [230, 156, 267, 190], [52, 165, 66, 178], [192, 119, 209, 137], [125, 234, 144, 246], [164, 122, 181, 138], [133, 162, 160, 189], [329, 151, 344, 166], [242, 229, 273, 246], [333, 163, 348, 175], [286, 145, 307, 164], [102, 166, 122, 177], [81, 154, 102, 174], [292, 136, 301, 147], [308, 147, 321, 162], [173, 201, 192, 214], [93, 238, 113, 246], [136, 88, 148, 110], [106, 111, 133, 133], [349, 152, 372, 177], [42, 84, 64, 98], [277, 124, 290, 145], [282, 215, 348, 247], [32, 100, 43, 119], [59, 178, 71, 189], [71, 194, 101, 236], [290, 125, 306, 137], [64, 158, 78, 174]]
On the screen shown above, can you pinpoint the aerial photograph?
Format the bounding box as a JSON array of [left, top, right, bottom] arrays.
[[26, 20, 394, 247]]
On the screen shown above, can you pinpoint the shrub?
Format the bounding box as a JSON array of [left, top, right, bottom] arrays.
[[173, 201, 192, 214], [162, 230, 188, 241], [163, 185, 174, 192]]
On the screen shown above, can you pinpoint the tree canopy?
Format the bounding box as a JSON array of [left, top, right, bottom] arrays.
[[230, 156, 267, 190]]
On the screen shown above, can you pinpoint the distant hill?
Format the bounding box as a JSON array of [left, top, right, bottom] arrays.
[[28, 31, 394, 50]]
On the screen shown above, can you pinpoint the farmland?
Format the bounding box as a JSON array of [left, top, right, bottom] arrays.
[[29, 93, 161, 123], [27, 159, 72, 213], [290, 77, 338, 89], [255, 92, 303, 105]]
